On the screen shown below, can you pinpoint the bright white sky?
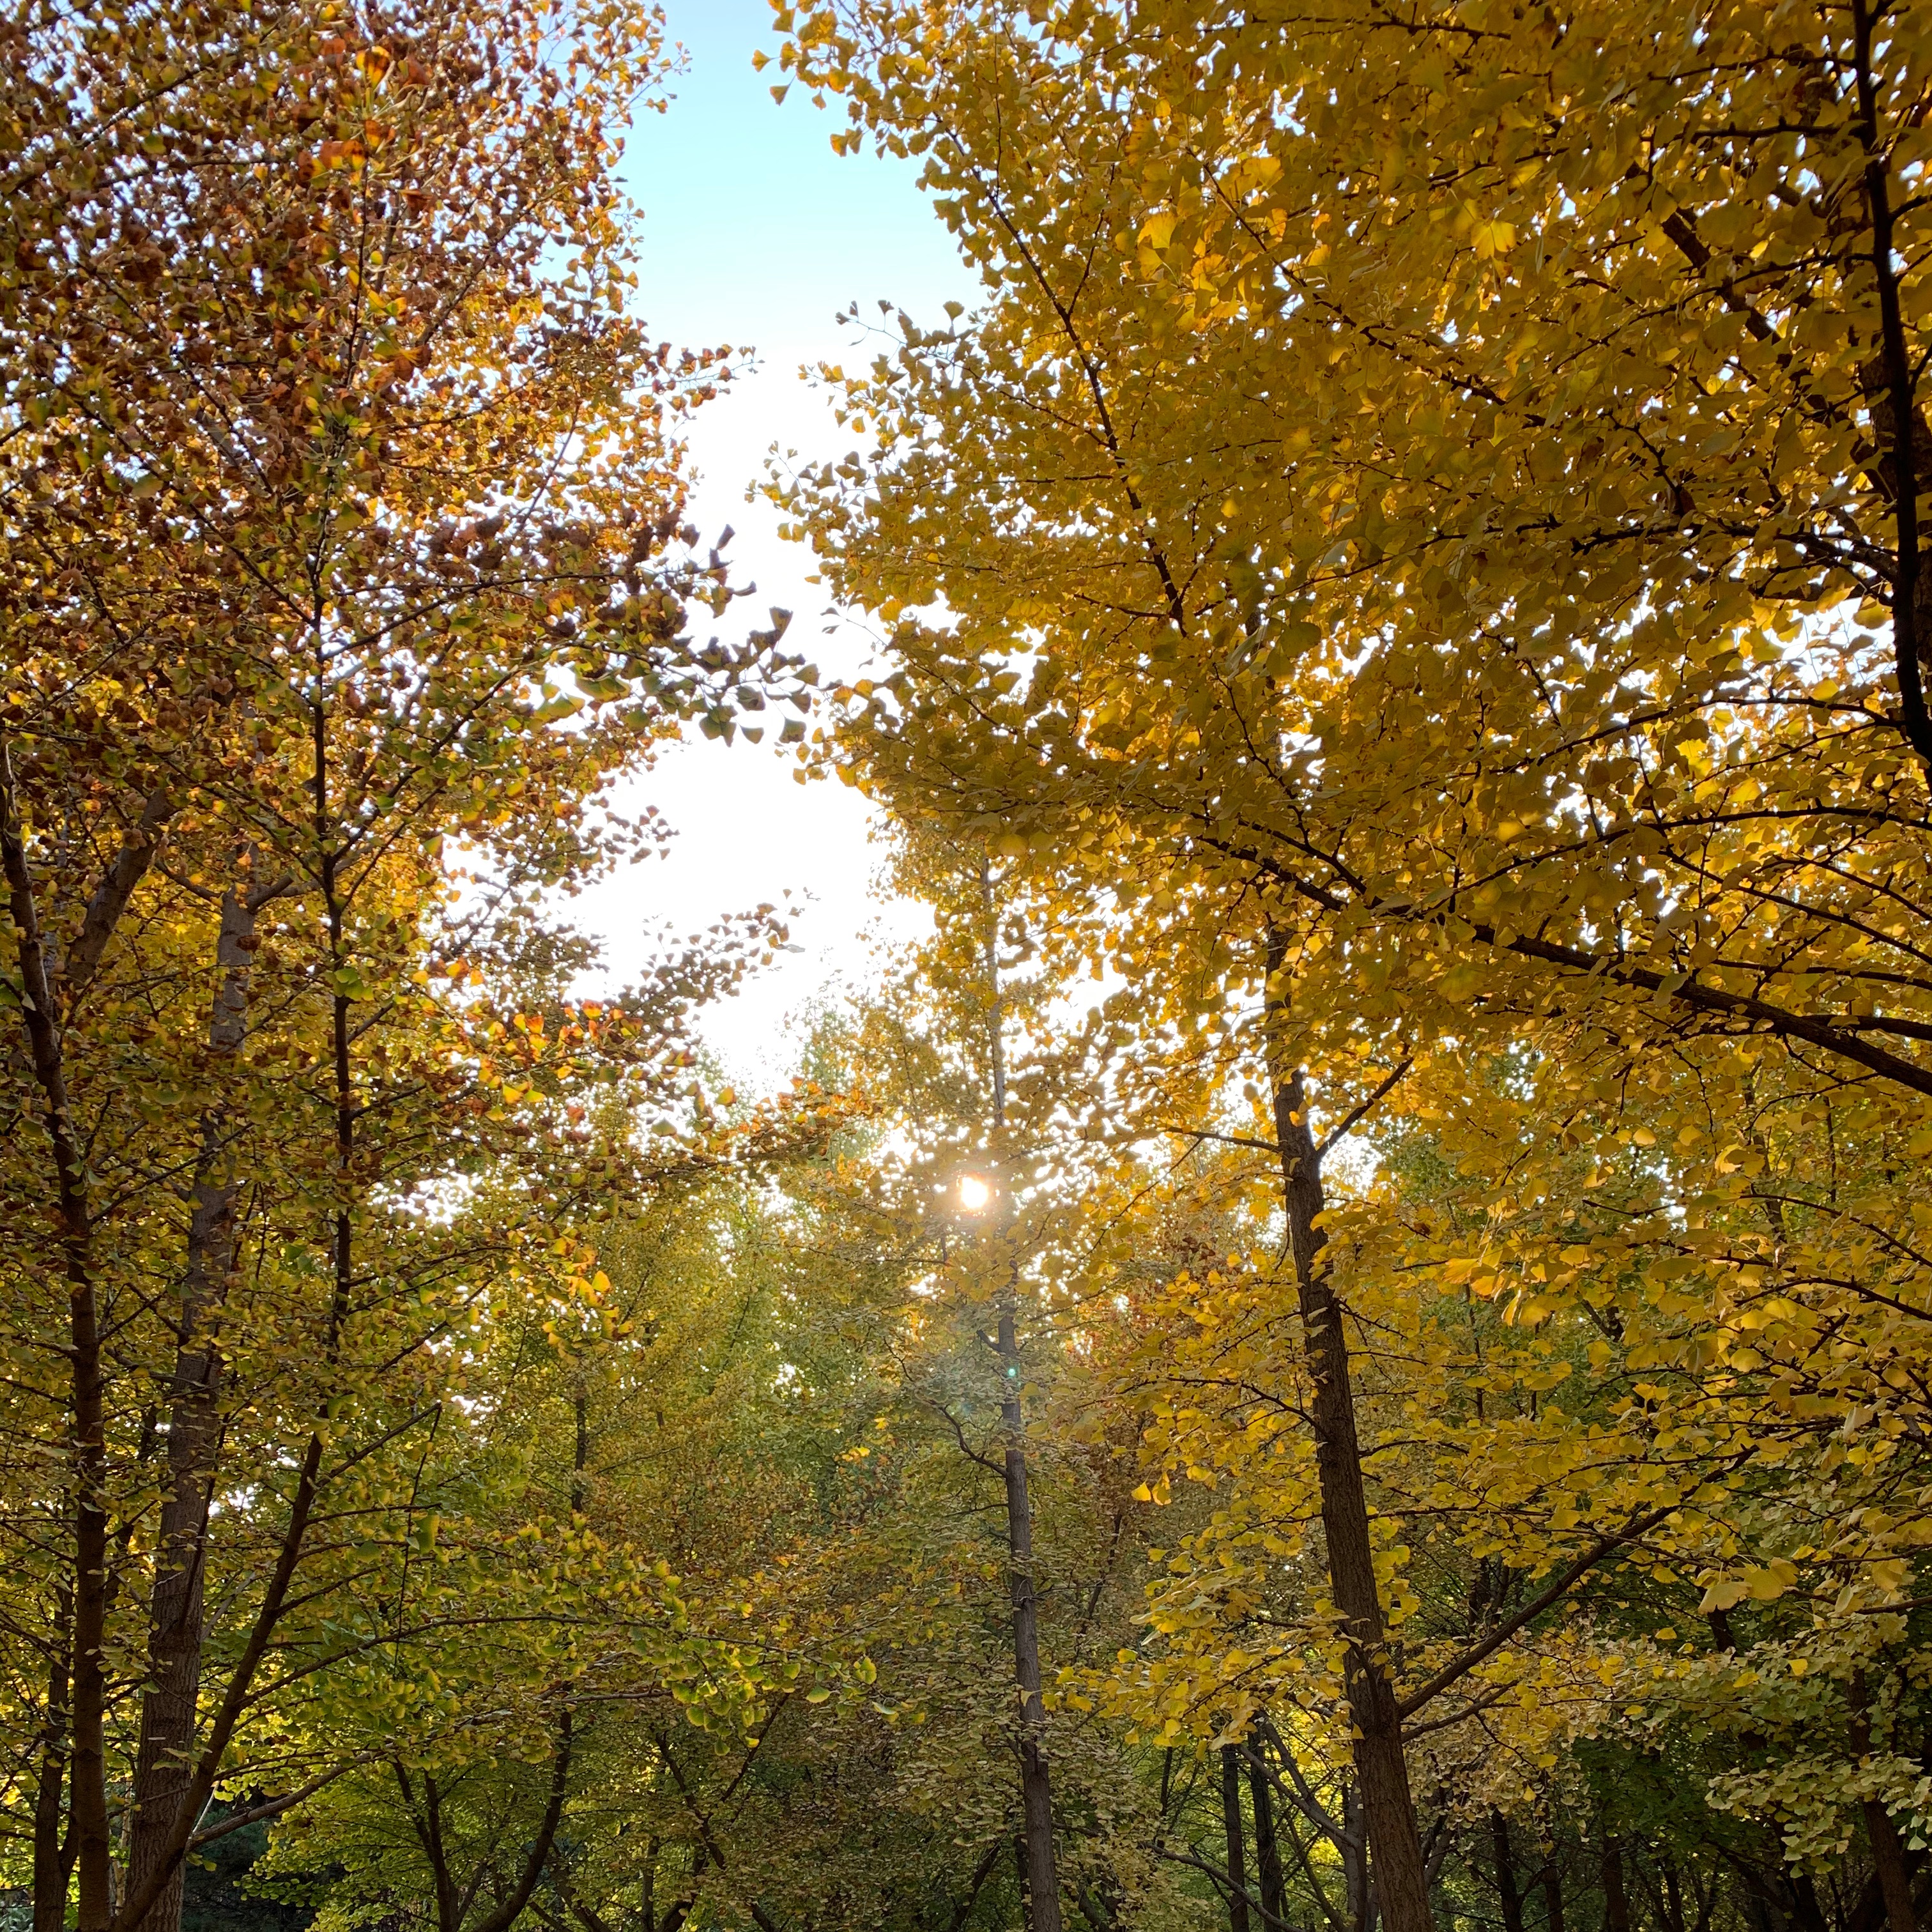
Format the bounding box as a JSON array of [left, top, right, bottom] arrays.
[[570, 0, 975, 1082]]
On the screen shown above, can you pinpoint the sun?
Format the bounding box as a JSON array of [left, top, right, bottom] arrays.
[[957, 1174, 993, 1212]]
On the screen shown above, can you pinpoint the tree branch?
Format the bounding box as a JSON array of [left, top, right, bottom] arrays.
[[1315, 1059, 1414, 1160], [1213, 836, 1932, 1100], [1395, 1506, 1675, 1720], [1851, 0, 1932, 767], [188, 1765, 358, 1848], [465, 1705, 575, 1932], [1156, 1847, 1301, 1932], [62, 786, 175, 1002]]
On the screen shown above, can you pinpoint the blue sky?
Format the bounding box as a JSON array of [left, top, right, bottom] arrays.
[[622, 0, 968, 364], [574, 0, 973, 1077]]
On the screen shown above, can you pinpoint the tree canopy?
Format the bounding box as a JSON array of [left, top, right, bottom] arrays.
[[6, 6, 1932, 1932]]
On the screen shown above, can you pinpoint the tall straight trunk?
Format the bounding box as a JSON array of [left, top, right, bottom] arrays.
[[1852, 1679, 1919, 1932], [1542, 1861, 1565, 1932], [1248, 1752, 1287, 1931], [109, 725, 349, 1932], [33, 1584, 73, 1932], [2, 739, 114, 1931], [1787, 1873, 1829, 1932], [1263, 955, 1432, 1932], [125, 887, 261, 1932], [1660, 1855, 1687, 1932], [979, 858, 1007, 1125], [999, 1298, 1062, 1932], [1342, 1784, 1371, 1932], [1221, 1746, 1252, 1932], [1490, 1814, 1524, 1932], [981, 855, 1059, 1932], [1602, 1841, 1630, 1932]]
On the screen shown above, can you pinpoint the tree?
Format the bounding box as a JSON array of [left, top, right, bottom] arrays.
[[767, 4, 1932, 1929], [0, 4, 811, 1928]]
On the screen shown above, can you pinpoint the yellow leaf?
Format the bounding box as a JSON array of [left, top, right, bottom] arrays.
[[1138, 210, 1177, 250]]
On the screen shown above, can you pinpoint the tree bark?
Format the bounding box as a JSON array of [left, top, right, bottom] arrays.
[[1602, 1840, 1630, 1932], [1263, 957, 1432, 1932], [1, 737, 114, 1932], [947, 1837, 1008, 1932], [61, 788, 174, 999], [1248, 1751, 1288, 1931], [1788, 1873, 1830, 1932], [468, 1709, 574, 1932], [105, 766, 353, 1932], [32, 1584, 73, 1932], [1342, 1783, 1372, 1932], [656, 1733, 782, 1932], [1660, 1855, 1687, 1932], [1542, 1860, 1565, 1932], [397, 1764, 462, 1932], [126, 885, 261, 1932], [982, 855, 1059, 1932], [1490, 1814, 1524, 1932], [1850, 0, 1932, 770], [1853, 1681, 1920, 1932], [1000, 1298, 1062, 1932], [1222, 1745, 1252, 1932]]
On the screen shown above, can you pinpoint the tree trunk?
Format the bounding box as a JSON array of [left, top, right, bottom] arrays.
[[2, 739, 113, 1932], [1248, 1752, 1287, 1931], [1490, 1815, 1524, 1932], [107, 838, 348, 1932], [1660, 1855, 1687, 1932], [1852, 1678, 1920, 1932], [398, 1765, 462, 1932], [1342, 1781, 1370, 1932], [978, 855, 1057, 1932], [466, 1708, 574, 1932], [999, 1299, 1062, 1932], [1602, 1841, 1630, 1932], [1222, 1745, 1252, 1932], [126, 887, 260, 1932], [1542, 1860, 1565, 1932], [1263, 975, 1432, 1932], [1787, 1873, 1830, 1932], [33, 1584, 73, 1932], [1864, 1795, 1919, 1932]]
